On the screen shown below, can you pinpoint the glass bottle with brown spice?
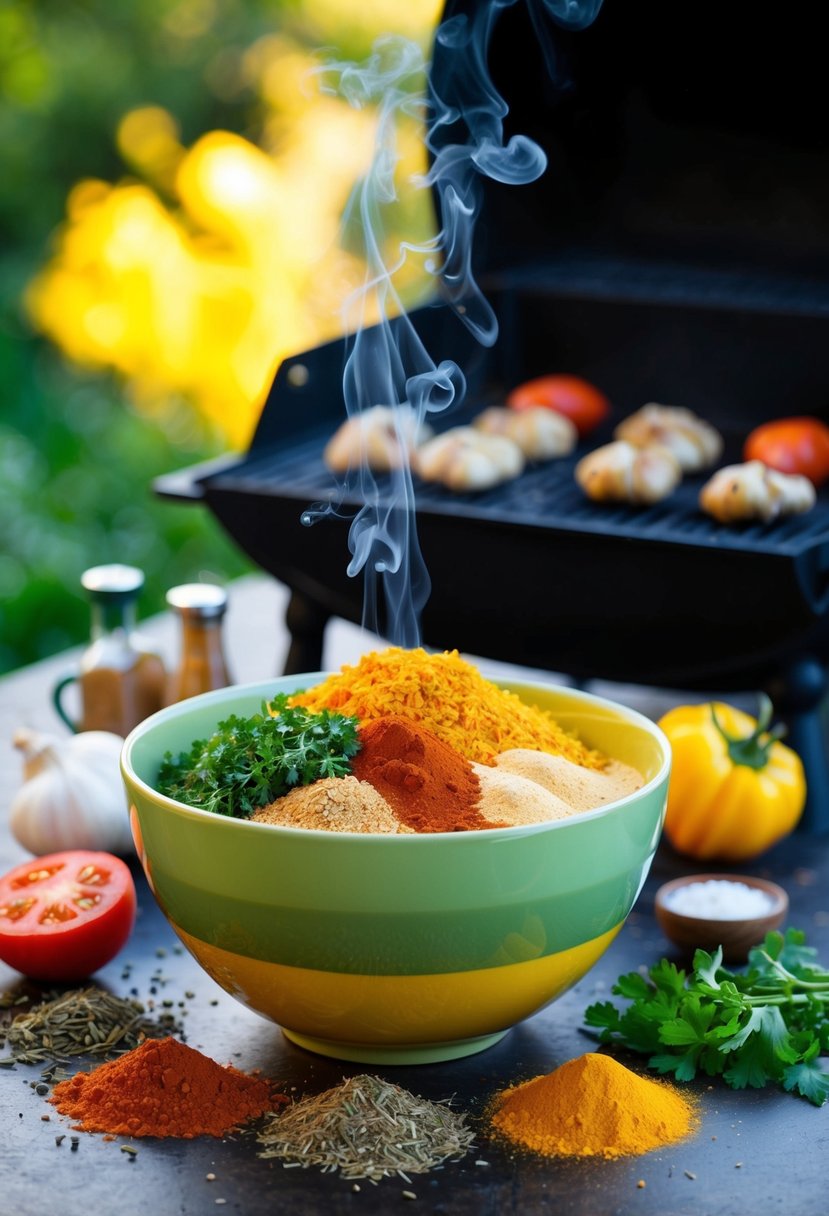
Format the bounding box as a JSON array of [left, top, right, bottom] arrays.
[[53, 565, 166, 735], [165, 583, 231, 703]]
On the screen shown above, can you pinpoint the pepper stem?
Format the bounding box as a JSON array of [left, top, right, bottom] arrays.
[[710, 694, 786, 771]]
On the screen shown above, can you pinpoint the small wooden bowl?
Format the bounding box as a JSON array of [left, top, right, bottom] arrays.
[[654, 874, 788, 963]]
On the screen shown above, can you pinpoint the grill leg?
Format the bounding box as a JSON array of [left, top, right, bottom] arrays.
[[283, 590, 330, 676], [769, 656, 829, 836]]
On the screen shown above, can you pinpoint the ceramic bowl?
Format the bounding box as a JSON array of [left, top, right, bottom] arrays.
[[122, 675, 671, 1065], [654, 873, 789, 962]]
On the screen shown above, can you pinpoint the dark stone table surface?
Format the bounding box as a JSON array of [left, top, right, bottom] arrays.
[[2, 577, 828, 1216]]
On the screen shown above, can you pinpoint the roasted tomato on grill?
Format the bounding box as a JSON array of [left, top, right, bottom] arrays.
[[0, 850, 136, 981], [744, 416, 829, 487], [506, 374, 611, 437]]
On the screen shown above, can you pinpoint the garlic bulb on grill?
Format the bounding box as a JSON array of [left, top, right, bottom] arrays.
[[699, 460, 816, 523], [473, 406, 577, 461], [10, 728, 133, 856], [415, 427, 525, 491], [575, 439, 682, 504], [324, 406, 433, 473], [614, 403, 723, 472]]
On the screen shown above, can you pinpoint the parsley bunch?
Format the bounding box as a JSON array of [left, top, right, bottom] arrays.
[[585, 928, 829, 1105], [157, 694, 361, 818]]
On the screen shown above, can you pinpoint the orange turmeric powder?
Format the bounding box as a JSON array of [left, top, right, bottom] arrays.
[[490, 1053, 696, 1159], [290, 647, 603, 768]]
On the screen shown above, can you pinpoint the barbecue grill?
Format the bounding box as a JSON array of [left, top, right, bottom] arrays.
[[156, 0, 829, 831]]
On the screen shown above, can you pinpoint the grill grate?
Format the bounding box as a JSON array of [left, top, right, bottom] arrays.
[[207, 430, 829, 560]]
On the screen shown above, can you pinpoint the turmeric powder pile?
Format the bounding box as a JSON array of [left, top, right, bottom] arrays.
[[489, 1053, 696, 1159], [290, 647, 603, 768]]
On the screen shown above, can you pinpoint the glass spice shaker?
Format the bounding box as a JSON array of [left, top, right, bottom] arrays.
[[53, 565, 167, 735], [165, 583, 232, 703]]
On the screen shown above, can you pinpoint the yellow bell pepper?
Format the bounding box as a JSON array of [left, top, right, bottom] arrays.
[[657, 696, 806, 862]]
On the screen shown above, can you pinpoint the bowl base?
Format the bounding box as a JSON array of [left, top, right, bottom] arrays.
[[282, 1026, 510, 1065]]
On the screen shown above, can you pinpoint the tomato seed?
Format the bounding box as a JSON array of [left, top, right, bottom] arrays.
[[74, 894, 102, 910], [39, 902, 78, 925], [77, 865, 109, 886], [0, 898, 36, 922]]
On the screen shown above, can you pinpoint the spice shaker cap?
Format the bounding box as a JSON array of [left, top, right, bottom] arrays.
[[81, 564, 145, 602], [166, 583, 228, 618]]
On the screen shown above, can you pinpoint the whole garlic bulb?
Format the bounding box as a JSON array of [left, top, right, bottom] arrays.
[[10, 728, 134, 856]]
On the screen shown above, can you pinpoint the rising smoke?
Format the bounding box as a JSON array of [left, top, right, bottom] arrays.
[[308, 0, 603, 648]]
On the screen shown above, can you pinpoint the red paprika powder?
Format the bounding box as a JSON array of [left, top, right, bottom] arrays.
[[351, 715, 496, 832], [49, 1035, 280, 1138]]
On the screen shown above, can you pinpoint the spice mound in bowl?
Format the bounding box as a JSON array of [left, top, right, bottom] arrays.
[[655, 874, 788, 962], [121, 649, 671, 1065], [171, 648, 645, 835], [251, 723, 643, 833]]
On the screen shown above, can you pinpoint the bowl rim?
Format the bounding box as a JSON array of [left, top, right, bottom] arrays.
[[121, 673, 672, 842], [654, 873, 789, 925]]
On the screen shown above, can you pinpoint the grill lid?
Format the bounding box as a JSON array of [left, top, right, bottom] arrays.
[[434, 0, 829, 285]]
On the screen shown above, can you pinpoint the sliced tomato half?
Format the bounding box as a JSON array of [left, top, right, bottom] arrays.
[[0, 850, 137, 981]]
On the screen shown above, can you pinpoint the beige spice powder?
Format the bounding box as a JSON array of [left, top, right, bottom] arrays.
[[494, 749, 643, 812], [252, 776, 412, 833], [472, 764, 576, 827]]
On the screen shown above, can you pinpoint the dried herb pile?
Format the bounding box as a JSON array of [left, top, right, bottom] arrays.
[[0, 987, 179, 1066], [256, 1074, 475, 1181]]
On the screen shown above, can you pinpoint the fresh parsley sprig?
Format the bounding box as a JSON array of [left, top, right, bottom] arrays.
[[584, 928, 829, 1105], [157, 694, 361, 818]]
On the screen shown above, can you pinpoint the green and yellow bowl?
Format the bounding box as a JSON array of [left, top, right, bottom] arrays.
[[121, 675, 670, 1064]]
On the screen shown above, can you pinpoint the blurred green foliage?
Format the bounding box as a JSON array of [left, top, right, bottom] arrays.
[[0, 0, 307, 250], [0, 0, 439, 675], [0, 323, 253, 672], [0, 0, 309, 674]]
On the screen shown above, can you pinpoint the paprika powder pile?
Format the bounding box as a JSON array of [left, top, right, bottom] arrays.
[[49, 1036, 279, 1138], [489, 1052, 696, 1159], [351, 715, 494, 832]]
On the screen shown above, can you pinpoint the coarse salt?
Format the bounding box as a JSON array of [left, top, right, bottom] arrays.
[[665, 880, 774, 920]]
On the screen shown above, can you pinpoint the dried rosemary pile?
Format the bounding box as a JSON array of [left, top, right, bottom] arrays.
[[0, 987, 180, 1066], [256, 1074, 475, 1182]]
